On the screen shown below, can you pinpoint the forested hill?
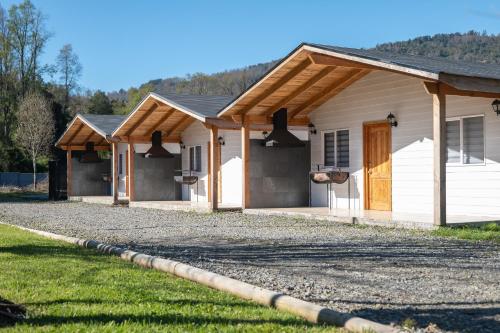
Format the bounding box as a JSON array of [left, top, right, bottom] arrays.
[[374, 31, 500, 64], [108, 31, 500, 105]]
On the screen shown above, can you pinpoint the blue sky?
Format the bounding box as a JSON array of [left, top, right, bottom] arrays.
[[2, 0, 500, 92]]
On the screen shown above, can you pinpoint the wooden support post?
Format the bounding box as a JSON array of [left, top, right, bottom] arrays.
[[112, 142, 119, 204], [241, 117, 250, 209], [128, 143, 135, 202], [209, 126, 219, 210], [433, 88, 446, 226], [66, 149, 72, 198]]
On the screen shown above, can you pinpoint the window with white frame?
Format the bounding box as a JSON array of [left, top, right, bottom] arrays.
[[446, 115, 484, 165], [323, 129, 349, 168], [189, 145, 202, 172]]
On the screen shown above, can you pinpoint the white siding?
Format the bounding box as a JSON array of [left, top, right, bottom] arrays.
[[180, 122, 243, 205], [445, 96, 500, 216], [117, 143, 128, 197], [309, 70, 500, 218], [220, 130, 242, 205], [310, 71, 433, 214], [181, 121, 210, 202]]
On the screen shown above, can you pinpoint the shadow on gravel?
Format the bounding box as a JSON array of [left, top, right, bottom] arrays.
[[128, 241, 499, 333], [354, 306, 500, 333], [131, 241, 497, 269]]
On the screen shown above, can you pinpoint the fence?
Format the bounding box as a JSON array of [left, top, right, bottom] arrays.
[[0, 172, 48, 188]]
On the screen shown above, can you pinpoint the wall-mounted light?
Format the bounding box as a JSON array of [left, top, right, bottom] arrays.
[[179, 141, 186, 149], [308, 123, 317, 135], [218, 136, 225, 146], [387, 113, 398, 127], [492, 99, 500, 116], [262, 131, 268, 139]]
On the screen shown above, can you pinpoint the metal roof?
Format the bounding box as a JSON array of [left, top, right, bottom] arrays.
[[152, 92, 234, 118], [78, 114, 126, 136], [307, 43, 500, 80]]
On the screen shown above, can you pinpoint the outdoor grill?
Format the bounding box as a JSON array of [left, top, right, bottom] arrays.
[[174, 175, 198, 185], [309, 166, 352, 210], [174, 170, 199, 202], [309, 170, 349, 184]]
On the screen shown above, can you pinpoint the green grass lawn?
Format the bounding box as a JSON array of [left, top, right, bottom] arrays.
[[431, 222, 500, 243], [0, 225, 336, 332]]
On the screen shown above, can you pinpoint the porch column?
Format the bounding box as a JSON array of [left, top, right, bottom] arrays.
[[128, 142, 135, 201], [112, 142, 118, 204], [433, 89, 446, 226], [241, 116, 250, 209], [209, 126, 219, 210], [66, 149, 72, 197]]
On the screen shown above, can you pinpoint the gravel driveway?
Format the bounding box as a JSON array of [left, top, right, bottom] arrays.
[[1, 200, 499, 333]]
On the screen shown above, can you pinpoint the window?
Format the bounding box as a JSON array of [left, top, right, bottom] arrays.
[[119, 153, 123, 175], [189, 146, 202, 172], [446, 115, 484, 165], [323, 129, 349, 168]]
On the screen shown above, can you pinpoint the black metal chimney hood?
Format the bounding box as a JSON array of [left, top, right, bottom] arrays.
[[263, 108, 305, 148], [79, 142, 102, 163], [144, 131, 174, 158]]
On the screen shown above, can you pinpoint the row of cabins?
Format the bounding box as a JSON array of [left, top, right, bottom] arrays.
[[55, 43, 500, 228]]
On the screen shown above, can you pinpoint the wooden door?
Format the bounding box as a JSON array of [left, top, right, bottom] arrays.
[[363, 122, 392, 211]]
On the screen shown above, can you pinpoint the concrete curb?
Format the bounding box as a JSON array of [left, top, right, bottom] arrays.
[[6, 223, 400, 333]]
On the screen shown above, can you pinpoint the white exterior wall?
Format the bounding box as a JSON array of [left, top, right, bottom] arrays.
[[181, 121, 210, 202], [117, 143, 128, 198], [445, 96, 500, 216], [180, 121, 243, 205], [220, 129, 242, 205], [309, 70, 500, 217]]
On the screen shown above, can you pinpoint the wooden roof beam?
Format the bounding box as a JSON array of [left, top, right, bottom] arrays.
[[289, 69, 370, 119], [260, 66, 338, 117], [64, 122, 84, 145], [96, 137, 107, 146], [423, 81, 500, 98], [144, 107, 176, 137], [122, 135, 181, 143], [60, 145, 110, 151], [231, 114, 309, 127], [79, 130, 98, 146], [166, 115, 191, 136], [125, 103, 159, 136], [309, 53, 376, 70], [236, 57, 312, 115]]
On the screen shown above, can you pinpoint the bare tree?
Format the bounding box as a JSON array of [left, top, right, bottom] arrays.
[[16, 91, 54, 189], [56, 44, 82, 112]]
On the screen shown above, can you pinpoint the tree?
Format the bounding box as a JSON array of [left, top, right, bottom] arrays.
[[7, 0, 50, 96], [16, 91, 54, 189], [87, 90, 113, 114], [56, 44, 82, 112], [112, 84, 153, 115], [0, 4, 17, 140]]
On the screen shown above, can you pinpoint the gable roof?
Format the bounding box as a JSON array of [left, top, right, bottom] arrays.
[[154, 93, 234, 118], [55, 114, 125, 148], [307, 43, 500, 81], [78, 114, 126, 136], [112, 92, 233, 138], [218, 42, 500, 117]]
